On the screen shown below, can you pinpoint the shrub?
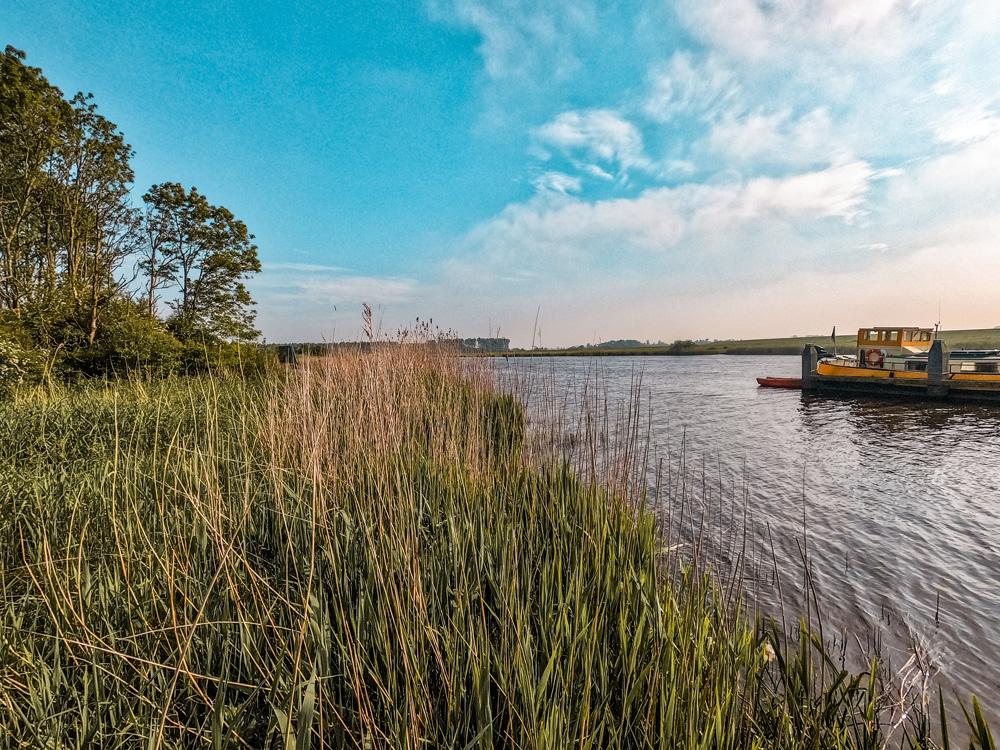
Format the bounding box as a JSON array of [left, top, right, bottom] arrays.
[[0, 317, 48, 393], [180, 338, 277, 376]]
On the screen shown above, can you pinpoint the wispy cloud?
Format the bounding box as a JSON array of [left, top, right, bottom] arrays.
[[531, 171, 582, 194], [263, 262, 349, 273], [253, 270, 418, 307], [706, 107, 839, 167], [533, 109, 650, 176], [448, 161, 874, 291], [933, 106, 1000, 145], [675, 0, 931, 62], [430, 0, 595, 80], [643, 52, 738, 124]]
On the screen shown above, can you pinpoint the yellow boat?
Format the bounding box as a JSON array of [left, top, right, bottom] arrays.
[[801, 327, 1000, 401]]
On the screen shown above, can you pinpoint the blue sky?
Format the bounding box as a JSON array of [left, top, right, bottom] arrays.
[[8, 0, 1000, 346]]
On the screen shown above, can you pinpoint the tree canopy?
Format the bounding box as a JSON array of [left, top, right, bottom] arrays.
[[0, 47, 263, 380]]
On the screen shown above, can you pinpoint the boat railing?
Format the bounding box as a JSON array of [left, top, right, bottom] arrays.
[[823, 354, 1000, 375], [882, 358, 1000, 375]]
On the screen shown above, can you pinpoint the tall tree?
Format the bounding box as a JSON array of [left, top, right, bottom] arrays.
[[142, 183, 260, 341], [0, 46, 72, 316], [1, 48, 138, 345], [54, 93, 140, 342]]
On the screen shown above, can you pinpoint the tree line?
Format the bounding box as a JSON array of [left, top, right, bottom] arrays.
[[0, 46, 264, 383]]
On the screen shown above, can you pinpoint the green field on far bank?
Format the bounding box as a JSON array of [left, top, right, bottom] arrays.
[[506, 328, 1000, 357]]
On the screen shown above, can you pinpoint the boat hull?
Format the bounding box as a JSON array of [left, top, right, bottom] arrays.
[[756, 377, 802, 389], [807, 374, 1000, 402], [804, 350, 1000, 402]]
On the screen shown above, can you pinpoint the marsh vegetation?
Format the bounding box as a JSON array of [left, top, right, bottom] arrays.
[[0, 344, 995, 748]]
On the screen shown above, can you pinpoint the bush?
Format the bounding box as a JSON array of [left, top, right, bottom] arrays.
[[0, 337, 26, 393], [63, 303, 184, 377], [97, 313, 184, 375], [180, 339, 277, 376], [0, 316, 48, 393]]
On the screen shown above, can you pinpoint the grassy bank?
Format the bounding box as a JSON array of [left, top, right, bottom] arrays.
[[506, 328, 1000, 357], [0, 348, 993, 748]]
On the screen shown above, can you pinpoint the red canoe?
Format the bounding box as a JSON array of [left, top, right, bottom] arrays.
[[756, 377, 803, 389]]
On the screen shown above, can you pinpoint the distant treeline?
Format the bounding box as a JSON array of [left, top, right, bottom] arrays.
[[277, 337, 510, 359], [0, 47, 264, 390], [567, 339, 667, 350]]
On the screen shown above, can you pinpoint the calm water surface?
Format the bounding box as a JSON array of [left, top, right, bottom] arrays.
[[511, 354, 1000, 718]]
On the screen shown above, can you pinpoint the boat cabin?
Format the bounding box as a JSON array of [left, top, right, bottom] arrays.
[[818, 326, 1000, 378], [856, 327, 933, 369]]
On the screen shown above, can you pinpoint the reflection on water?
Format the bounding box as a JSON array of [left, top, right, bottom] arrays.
[[508, 354, 1000, 721]]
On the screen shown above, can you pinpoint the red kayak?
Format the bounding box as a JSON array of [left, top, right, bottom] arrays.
[[756, 377, 802, 389]]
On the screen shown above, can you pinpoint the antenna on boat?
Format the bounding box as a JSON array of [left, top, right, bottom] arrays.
[[936, 301, 941, 338]]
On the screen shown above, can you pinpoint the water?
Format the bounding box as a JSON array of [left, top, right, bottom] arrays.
[[509, 354, 1000, 720]]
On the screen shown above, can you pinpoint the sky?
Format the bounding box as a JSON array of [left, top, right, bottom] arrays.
[[7, 0, 1000, 347]]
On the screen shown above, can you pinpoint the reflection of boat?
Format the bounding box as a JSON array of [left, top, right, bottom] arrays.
[[802, 327, 1000, 402], [757, 377, 802, 389]]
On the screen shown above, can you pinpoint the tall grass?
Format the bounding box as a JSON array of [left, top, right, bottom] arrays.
[[0, 344, 992, 748]]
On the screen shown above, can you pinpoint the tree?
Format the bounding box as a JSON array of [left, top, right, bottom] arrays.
[[53, 93, 141, 343], [142, 183, 261, 341], [0, 49, 267, 378], [1, 47, 139, 345], [0, 46, 73, 316]]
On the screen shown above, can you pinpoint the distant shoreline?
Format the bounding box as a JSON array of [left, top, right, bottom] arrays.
[[494, 327, 1000, 357]]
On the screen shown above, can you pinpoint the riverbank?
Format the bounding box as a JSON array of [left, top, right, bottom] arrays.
[[501, 327, 1000, 357], [0, 349, 992, 747]]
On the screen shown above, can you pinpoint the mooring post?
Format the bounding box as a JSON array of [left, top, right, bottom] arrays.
[[801, 344, 818, 389], [927, 339, 949, 398]]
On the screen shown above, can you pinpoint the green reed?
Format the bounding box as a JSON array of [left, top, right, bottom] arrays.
[[0, 348, 992, 748]]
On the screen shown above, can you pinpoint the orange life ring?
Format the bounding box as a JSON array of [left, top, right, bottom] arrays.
[[865, 349, 884, 368]]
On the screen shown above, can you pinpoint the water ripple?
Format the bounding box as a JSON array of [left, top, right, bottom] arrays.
[[511, 354, 1000, 721]]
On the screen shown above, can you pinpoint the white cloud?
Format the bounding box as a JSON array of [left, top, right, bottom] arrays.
[[933, 106, 1000, 145], [643, 52, 739, 124], [254, 270, 418, 306], [580, 163, 614, 181], [675, 0, 931, 62], [886, 130, 1000, 219], [262, 262, 348, 273], [707, 108, 838, 166], [451, 161, 874, 284], [299, 275, 418, 303], [430, 0, 595, 80], [532, 171, 582, 194], [533, 109, 650, 175], [251, 270, 420, 343]]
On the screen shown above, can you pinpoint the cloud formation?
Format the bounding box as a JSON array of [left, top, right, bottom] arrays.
[[533, 109, 650, 176], [296, 0, 1000, 347], [431, 0, 595, 80], [674, 0, 930, 62]]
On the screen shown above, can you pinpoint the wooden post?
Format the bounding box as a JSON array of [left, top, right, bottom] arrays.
[[927, 339, 949, 398], [801, 344, 818, 390]]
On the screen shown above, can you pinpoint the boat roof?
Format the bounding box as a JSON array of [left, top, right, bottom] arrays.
[[861, 326, 931, 331]]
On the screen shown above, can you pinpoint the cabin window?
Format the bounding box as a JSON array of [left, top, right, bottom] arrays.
[[885, 330, 898, 342], [865, 330, 879, 341], [975, 363, 998, 373], [920, 331, 932, 341], [905, 361, 927, 371], [903, 331, 913, 342]]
